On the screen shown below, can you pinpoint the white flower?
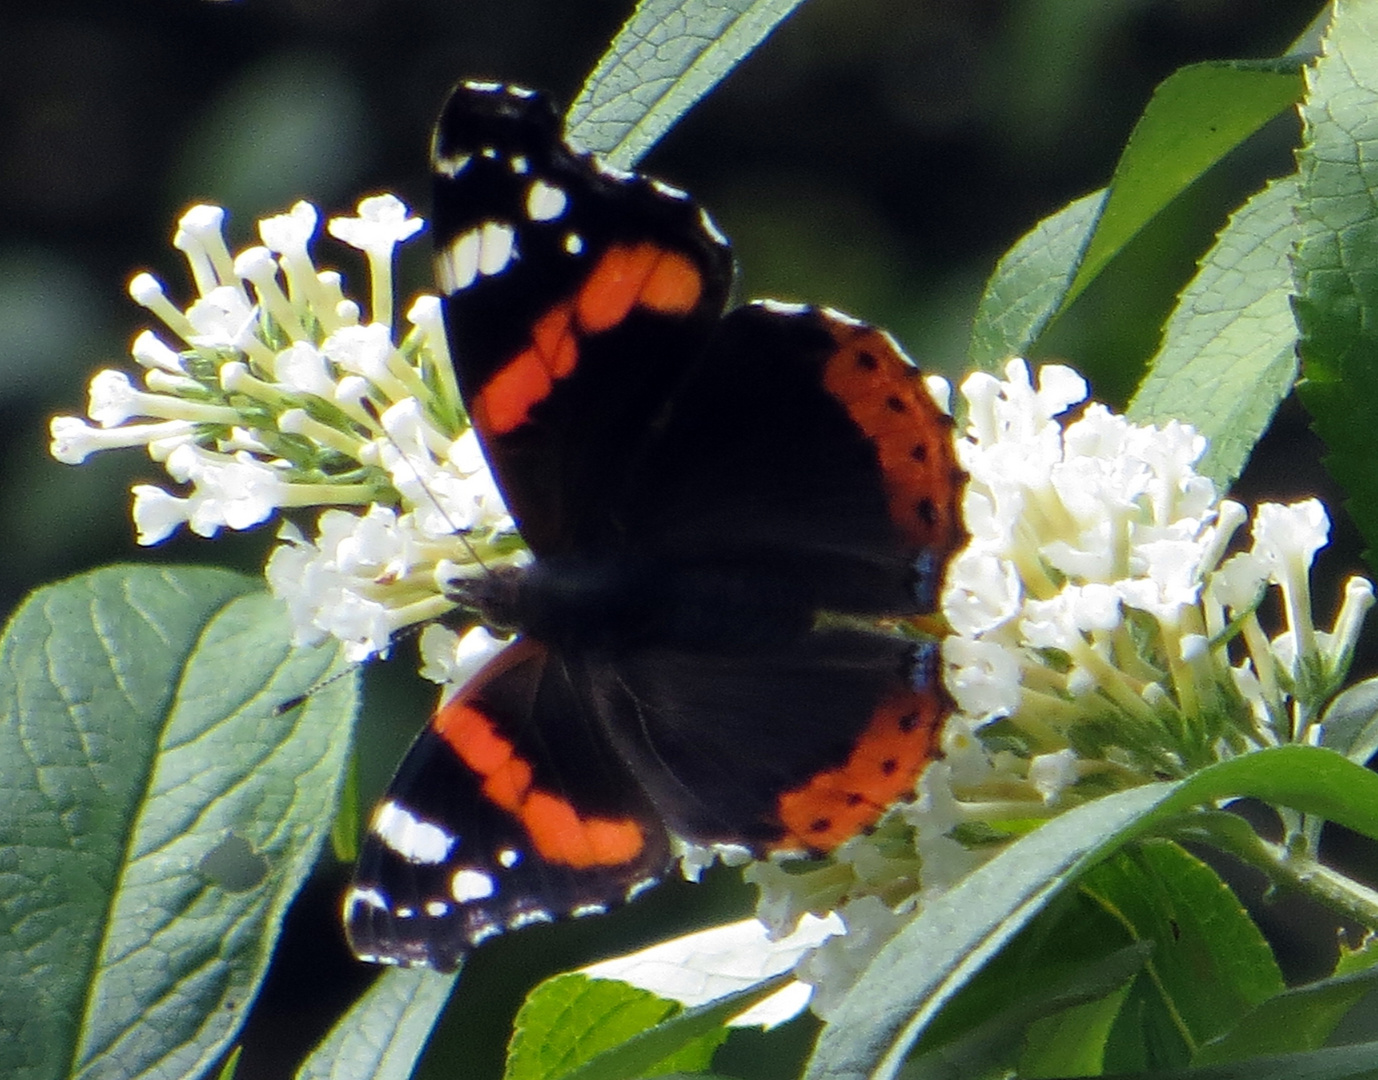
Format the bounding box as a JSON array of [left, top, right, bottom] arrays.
[[50, 416, 195, 465], [258, 200, 319, 258], [166, 444, 290, 536], [943, 548, 1022, 636], [131, 484, 194, 546], [1028, 748, 1081, 803], [328, 193, 424, 255], [943, 636, 1021, 721], [275, 341, 336, 397], [417, 624, 509, 692], [793, 896, 907, 1019], [1252, 499, 1329, 583]]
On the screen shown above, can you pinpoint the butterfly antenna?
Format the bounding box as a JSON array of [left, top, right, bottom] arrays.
[[273, 620, 437, 715]]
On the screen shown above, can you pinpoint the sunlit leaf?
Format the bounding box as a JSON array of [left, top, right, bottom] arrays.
[[568, 0, 808, 168]]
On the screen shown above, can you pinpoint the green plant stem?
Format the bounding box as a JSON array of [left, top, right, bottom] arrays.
[[1174, 810, 1378, 929]]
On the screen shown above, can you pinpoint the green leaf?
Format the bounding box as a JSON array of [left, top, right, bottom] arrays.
[[802, 745, 1378, 1080], [915, 885, 1135, 1059], [567, 0, 808, 168], [1020, 983, 1133, 1079], [1336, 933, 1378, 978], [0, 565, 356, 1080], [216, 1046, 243, 1080], [506, 974, 719, 1080], [968, 189, 1105, 370], [1127, 176, 1301, 489], [1193, 953, 1378, 1066], [331, 749, 361, 864], [296, 968, 457, 1080], [905, 942, 1147, 1080], [1103, 970, 1192, 1074], [1065, 60, 1304, 312], [1320, 676, 1378, 766], [1080, 840, 1284, 1066], [1294, 0, 1378, 568], [534, 975, 789, 1080], [1099, 1038, 1378, 1080]]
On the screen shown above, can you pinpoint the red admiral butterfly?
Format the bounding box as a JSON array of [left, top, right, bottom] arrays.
[[343, 80, 965, 971]]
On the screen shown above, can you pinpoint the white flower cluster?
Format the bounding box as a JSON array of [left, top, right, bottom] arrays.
[[50, 196, 518, 661], [944, 360, 1373, 778]]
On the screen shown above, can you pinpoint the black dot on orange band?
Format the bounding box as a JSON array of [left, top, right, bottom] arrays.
[[910, 442, 928, 462], [846, 792, 864, 807], [856, 350, 879, 371], [880, 758, 898, 776], [898, 711, 919, 733], [916, 498, 938, 525], [810, 817, 832, 833], [886, 395, 906, 413]]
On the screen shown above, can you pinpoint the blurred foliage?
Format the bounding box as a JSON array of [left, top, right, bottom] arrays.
[[0, 0, 1333, 1076]]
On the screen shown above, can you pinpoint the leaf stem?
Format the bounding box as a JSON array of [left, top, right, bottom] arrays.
[[1173, 810, 1378, 929]]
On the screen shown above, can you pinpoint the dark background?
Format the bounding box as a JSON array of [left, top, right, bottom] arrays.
[[1, 1, 1351, 1077]]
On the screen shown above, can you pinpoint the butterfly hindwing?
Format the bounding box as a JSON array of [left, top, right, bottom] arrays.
[[591, 632, 948, 853], [345, 639, 671, 972]]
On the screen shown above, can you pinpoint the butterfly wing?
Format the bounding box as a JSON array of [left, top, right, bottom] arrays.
[[620, 302, 965, 617], [345, 638, 671, 970], [430, 81, 733, 555], [593, 632, 948, 853]]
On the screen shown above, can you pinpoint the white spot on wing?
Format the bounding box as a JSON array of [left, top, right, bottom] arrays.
[[593, 157, 634, 182], [511, 155, 529, 174], [651, 178, 689, 200], [343, 886, 389, 917], [563, 233, 584, 255], [464, 79, 503, 93], [470, 923, 503, 946], [425, 900, 450, 917], [434, 152, 472, 178], [821, 305, 864, 327], [626, 875, 660, 901], [451, 867, 497, 902], [698, 207, 730, 247], [436, 228, 481, 293], [481, 146, 499, 160], [509, 909, 555, 929], [526, 179, 567, 222], [758, 299, 811, 316], [478, 221, 516, 276], [497, 847, 522, 868], [438, 221, 517, 291], [571, 902, 609, 918], [373, 799, 455, 865]]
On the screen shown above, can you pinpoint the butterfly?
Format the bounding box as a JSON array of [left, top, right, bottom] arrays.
[[343, 80, 965, 971]]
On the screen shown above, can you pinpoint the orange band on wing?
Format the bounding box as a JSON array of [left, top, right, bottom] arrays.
[[434, 696, 649, 868], [471, 349, 554, 436], [472, 245, 703, 436], [772, 683, 945, 853], [522, 791, 647, 868], [821, 326, 965, 554], [636, 248, 702, 315], [575, 242, 700, 332]]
